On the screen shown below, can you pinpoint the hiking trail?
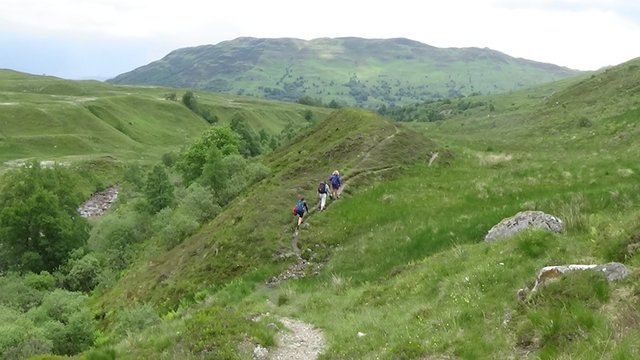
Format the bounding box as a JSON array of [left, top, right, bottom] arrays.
[[262, 317, 325, 360]]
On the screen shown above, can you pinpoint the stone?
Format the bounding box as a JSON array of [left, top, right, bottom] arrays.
[[518, 262, 630, 297], [484, 210, 564, 243]]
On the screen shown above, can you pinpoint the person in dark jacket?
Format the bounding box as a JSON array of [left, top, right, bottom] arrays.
[[293, 197, 309, 227]]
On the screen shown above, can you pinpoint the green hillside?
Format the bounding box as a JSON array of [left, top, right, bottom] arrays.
[[0, 69, 331, 168], [94, 59, 640, 359], [108, 37, 580, 108], [98, 108, 433, 310], [2, 58, 640, 360]]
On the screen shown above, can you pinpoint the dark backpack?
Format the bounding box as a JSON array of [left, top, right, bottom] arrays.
[[318, 182, 327, 194], [294, 200, 305, 214]]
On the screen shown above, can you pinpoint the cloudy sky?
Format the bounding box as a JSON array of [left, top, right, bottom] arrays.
[[1, 0, 639, 80]]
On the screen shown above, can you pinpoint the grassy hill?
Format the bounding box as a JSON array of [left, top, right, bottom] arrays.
[[0, 69, 332, 168], [107, 37, 580, 108], [2, 57, 640, 359], [91, 59, 640, 359], [97, 108, 433, 310]]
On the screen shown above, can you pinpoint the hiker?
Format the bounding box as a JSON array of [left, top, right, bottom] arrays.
[[317, 180, 330, 211], [329, 170, 341, 199], [292, 197, 309, 227]]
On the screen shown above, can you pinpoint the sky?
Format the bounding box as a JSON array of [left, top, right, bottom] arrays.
[[1, 0, 639, 80]]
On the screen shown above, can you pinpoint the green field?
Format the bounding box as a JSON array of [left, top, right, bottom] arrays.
[[0, 69, 331, 168]]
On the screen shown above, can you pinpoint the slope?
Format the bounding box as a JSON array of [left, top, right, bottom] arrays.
[[101, 58, 640, 359], [0, 70, 332, 167], [237, 58, 640, 359], [108, 37, 580, 107], [97, 108, 434, 311]]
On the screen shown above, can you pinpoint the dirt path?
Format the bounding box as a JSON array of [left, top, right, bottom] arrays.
[[263, 124, 401, 359], [268, 317, 325, 360]]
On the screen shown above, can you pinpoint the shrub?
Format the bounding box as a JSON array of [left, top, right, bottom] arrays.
[[111, 303, 160, 341], [63, 254, 102, 292], [176, 183, 221, 223], [85, 348, 117, 360], [27, 289, 96, 356], [0, 273, 44, 311], [154, 209, 199, 249], [161, 152, 177, 168], [144, 164, 174, 213], [23, 271, 57, 291], [577, 117, 592, 128], [87, 208, 150, 270]]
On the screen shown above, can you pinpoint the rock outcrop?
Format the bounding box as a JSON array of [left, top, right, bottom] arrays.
[[484, 210, 564, 243], [517, 262, 630, 299]]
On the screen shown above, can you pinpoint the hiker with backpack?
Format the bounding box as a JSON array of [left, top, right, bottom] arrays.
[[292, 197, 309, 227], [329, 170, 341, 199], [317, 180, 330, 211]]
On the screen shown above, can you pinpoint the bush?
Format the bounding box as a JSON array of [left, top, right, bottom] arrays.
[[161, 152, 178, 168], [154, 209, 199, 249], [144, 164, 174, 213], [176, 183, 221, 223], [88, 208, 150, 270], [27, 289, 96, 356], [23, 271, 57, 291], [110, 303, 160, 341], [85, 348, 117, 360], [0, 273, 45, 311], [63, 254, 101, 292], [577, 117, 592, 128]]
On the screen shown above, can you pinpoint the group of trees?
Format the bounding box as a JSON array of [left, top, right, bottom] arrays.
[[0, 164, 97, 358], [381, 97, 494, 122], [182, 91, 219, 124]]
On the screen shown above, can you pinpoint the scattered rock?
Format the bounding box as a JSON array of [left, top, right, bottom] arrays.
[[269, 318, 325, 360], [78, 185, 119, 217], [484, 210, 564, 243], [518, 262, 630, 299], [382, 194, 396, 202], [253, 344, 268, 360], [265, 258, 323, 287], [428, 152, 439, 167]]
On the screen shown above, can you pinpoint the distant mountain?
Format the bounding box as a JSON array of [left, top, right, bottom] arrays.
[[107, 37, 581, 108]]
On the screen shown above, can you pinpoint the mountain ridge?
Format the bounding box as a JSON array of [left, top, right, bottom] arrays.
[[108, 37, 580, 107]]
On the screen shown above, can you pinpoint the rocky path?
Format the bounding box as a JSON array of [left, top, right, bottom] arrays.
[[77, 185, 119, 217], [267, 317, 325, 360]]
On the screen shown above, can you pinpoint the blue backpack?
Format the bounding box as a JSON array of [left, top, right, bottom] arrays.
[[330, 174, 341, 188], [294, 200, 305, 214]]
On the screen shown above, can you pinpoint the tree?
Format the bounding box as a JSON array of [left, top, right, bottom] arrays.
[[230, 114, 262, 157], [175, 125, 241, 185], [328, 99, 340, 108], [182, 91, 198, 111], [303, 109, 313, 121], [143, 164, 174, 213], [0, 162, 89, 273]]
